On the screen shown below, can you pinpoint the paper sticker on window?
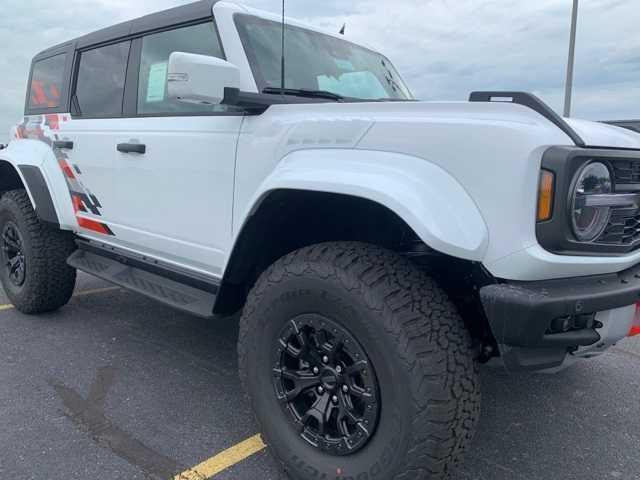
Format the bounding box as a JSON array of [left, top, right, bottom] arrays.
[[146, 62, 168, 103], [318, 71, 388, 99], [334, 59, 355, 71]]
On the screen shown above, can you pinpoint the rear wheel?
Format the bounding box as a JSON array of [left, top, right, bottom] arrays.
[[0, 189, 76, 313], [239, 242, 480, 480]]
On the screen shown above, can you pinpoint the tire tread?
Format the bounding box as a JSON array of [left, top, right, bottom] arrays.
[[238, 242, 480, 480], [0, 189, 76, 314]]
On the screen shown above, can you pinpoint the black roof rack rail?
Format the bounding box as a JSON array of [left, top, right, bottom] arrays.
[[469, 91, 586, 147]]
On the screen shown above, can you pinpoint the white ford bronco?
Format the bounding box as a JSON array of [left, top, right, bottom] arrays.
[[3, 1, 640, 478]]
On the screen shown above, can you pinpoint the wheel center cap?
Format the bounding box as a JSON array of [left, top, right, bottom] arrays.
[[321, 370, 338, 390]]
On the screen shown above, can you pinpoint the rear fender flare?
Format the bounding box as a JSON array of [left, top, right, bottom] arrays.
[[0, 140, 72, 228]]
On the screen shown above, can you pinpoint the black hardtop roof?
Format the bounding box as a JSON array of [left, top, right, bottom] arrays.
[[34, 0, 218, 59]]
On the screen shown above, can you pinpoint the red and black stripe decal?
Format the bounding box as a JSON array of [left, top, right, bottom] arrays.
[[16, 115, 115, 236], [76, 217, 115, 236]]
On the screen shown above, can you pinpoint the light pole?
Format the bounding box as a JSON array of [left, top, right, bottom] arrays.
[[564, 0, 579, 117]]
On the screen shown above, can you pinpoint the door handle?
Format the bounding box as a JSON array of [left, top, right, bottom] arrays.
[[117, 143, 146, 154], [53, 140, 74, 150]]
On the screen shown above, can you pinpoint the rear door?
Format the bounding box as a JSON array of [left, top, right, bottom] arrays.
[[61, 40, 132, 237], [111, 21, 243, 277]]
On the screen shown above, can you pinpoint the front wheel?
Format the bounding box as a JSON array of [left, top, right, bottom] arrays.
[[0, 189, 76, 313], [239, 242, 480, 480]]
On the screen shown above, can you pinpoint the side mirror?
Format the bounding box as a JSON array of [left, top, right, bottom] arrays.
[[167, 52, 241, 105]]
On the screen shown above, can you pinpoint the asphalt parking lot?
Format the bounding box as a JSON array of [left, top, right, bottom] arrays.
[[0, 273, 639, 480]]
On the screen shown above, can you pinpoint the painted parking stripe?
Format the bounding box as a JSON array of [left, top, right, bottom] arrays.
[[0, 285, 121, 310], [174, 434, 266, 480]]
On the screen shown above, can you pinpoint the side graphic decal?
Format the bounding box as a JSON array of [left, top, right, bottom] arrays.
[[15, 115, 115, 236]]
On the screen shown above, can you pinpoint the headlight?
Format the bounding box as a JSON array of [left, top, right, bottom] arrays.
[[570, 162, 612, 241]]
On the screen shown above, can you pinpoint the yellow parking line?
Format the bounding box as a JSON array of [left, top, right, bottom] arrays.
[[174, 434, 266, 480], [0, 285, 122, 311]]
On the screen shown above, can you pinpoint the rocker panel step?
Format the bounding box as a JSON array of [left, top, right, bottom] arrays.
[[67, 249, 217, 318]]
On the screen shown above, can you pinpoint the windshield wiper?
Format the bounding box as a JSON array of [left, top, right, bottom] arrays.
[[262, 87, 344, 101]]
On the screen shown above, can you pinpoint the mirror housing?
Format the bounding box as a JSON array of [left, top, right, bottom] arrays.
[[167, 52, 241, 105]]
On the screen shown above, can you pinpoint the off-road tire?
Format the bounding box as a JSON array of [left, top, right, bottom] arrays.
[[238, 242, 480, 480], [0, 189, 76, 313]]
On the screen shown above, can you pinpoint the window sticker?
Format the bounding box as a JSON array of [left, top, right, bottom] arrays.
[[334, 59, 355, 71], [318, 71, 388, 99], [146, 62, 168, 103]]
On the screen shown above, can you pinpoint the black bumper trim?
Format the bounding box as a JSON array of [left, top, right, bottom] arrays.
[[480, 263, 640, 370]]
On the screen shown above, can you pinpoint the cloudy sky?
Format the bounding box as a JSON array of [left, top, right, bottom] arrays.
[[1, 0, 638, 141]]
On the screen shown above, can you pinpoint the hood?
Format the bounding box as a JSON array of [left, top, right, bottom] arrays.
[[564, 117, 640, 149]]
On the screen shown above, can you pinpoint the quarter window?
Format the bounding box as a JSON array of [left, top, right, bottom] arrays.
[[137, 22, 227, 115], [74, 41, 130, 117], [29, 54, 66, 110]]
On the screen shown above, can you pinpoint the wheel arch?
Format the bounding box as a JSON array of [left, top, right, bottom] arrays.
[[215, 149, 490, 315], [0, 156, 59, 227], [0, 159, 27, 196], [216, 189, 418, 314]]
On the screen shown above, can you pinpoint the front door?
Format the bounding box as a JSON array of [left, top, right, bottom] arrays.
[[110, 21, 243, 277]]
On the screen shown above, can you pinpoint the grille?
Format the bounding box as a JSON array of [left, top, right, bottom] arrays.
[[596, 159, 640, 247], [598, 207, 640, 246], [612, 160, 640, 186]]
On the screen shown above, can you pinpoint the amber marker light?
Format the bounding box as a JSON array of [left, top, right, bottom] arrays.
[[537, 170, 555, 222]]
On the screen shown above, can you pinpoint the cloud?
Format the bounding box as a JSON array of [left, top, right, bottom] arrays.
[[1, 0, 638, 142], [0, 0, 131, 141]]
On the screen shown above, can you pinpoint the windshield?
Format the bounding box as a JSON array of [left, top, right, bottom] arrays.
[[235, 14, 413, 101]]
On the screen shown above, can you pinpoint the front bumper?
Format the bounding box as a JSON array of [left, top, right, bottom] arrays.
[[480, 262, 640, 371]]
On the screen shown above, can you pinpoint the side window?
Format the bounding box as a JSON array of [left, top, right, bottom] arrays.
[[74, 41, 130, 117], [137, 22, 227, 115], [29, 54, 66, 110]]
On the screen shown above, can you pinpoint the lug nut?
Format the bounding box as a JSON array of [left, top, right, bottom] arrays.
[[322, 355, 329, 364], [332, 395, 339, 404], [342, 385, 349, 393], [312, 367, 319, 375], [317, 386, 324, 394], [335, 365, 343, 373]]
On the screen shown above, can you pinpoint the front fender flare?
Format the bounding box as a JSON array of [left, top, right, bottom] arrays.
[[243, 149, 489, 261]]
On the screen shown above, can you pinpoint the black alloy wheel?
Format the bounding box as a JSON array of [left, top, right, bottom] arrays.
[[272, 314, 380, 455], [2, 221, 26, 287]]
